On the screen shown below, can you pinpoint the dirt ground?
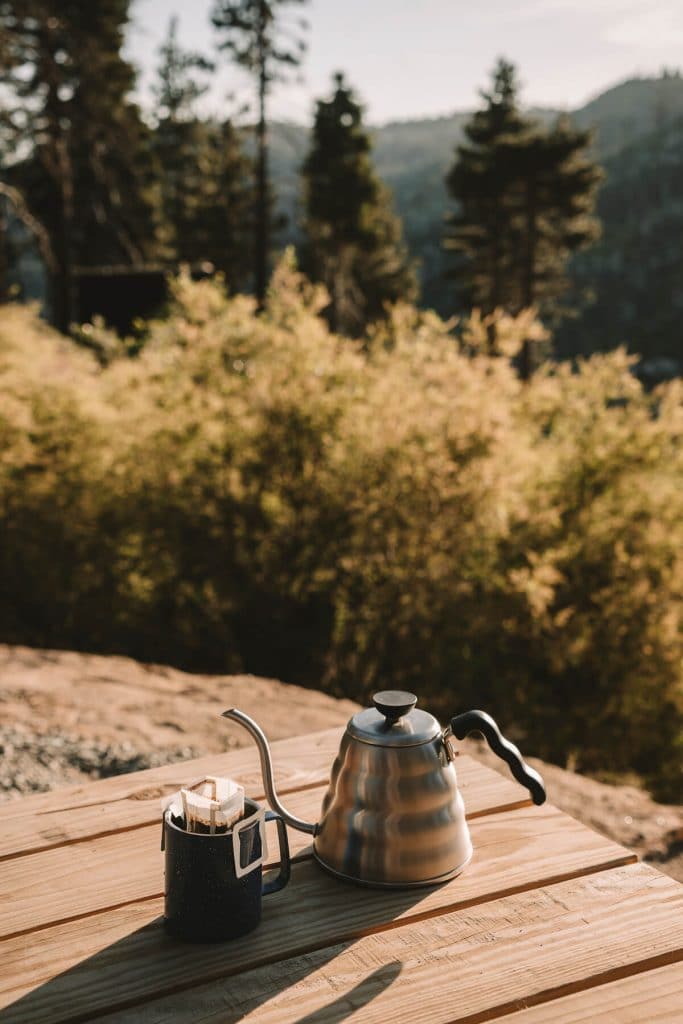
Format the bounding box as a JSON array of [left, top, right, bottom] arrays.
[[0, 644, 680, 881]]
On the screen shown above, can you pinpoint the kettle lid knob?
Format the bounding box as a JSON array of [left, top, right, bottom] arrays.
[[373, 690, 418, 724]]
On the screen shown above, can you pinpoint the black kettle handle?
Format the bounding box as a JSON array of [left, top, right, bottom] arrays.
[[449, 710, 546, 806]]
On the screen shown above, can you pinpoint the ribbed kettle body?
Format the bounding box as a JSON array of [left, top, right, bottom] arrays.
[[313, 731, 472, 886]]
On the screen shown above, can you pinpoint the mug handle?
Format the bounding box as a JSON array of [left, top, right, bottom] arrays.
[[262, 810, 291, 895], [233, 807, 267, 879]]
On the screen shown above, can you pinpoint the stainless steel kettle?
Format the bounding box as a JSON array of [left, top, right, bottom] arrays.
[[222, 690, 545, 888]]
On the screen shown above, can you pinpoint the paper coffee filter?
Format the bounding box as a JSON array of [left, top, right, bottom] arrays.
[[161, 775, 245, 831]]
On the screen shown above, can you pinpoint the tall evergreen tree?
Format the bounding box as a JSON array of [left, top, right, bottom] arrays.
[[0, 1, 156, 330], [444, 59, 602, 371], [152, 16, 213, 264], [153, 15, 215, 124], [151, 17, 251, 286], [445, 60, 528, 316], [212, 0, 307, 307], [502, 117, 603, 315], [301, 72, 417, 335]]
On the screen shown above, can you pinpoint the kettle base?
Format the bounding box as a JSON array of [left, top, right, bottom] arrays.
[[312, 850, 473, 889]]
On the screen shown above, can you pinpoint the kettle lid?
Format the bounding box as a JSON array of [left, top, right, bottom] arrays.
[[348, 691, 441, 747]]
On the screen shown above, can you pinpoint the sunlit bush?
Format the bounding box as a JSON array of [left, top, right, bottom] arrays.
[[0, 262, 680, 798]]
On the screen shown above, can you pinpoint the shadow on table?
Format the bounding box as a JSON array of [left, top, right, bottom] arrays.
[[0, 880, 425, 1023], [291, 961, 403, 1024]]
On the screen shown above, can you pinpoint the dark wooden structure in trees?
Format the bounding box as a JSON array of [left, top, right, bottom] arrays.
[[74, 263, 215, 335]]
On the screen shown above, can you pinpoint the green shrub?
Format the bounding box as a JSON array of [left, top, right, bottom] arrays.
[[0, 263, 680, 798]]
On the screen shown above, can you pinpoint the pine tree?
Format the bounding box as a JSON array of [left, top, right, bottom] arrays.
[[301, 72, 417, 335], [152, 15, 213, 264], [187, 120, 254, 288], [212, 0, 307, 307], [151, 17, 251, 287], [0, 1, 156, 330], [501, 117, 604, 315], [153, 16, 215, 124], [445, 60, 528, 316], [444, 59, 602, 372]]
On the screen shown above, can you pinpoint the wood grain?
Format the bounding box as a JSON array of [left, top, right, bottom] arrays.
[[4, 728, 343, 819], [0, 735, 527, 861], [0, 785, 320, 940], [0, 755, 533, 939], [0, 770, 598, 937], [0, 728, 344, 858], [92, 865, 683, 1024], [485, 961, 683, 1024], [0, 805, 637, 1022]]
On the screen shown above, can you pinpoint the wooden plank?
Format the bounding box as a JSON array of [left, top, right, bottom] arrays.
[[0, 736, 528, 861], [485, 961, 683, 1024], [0, 785, 320, 940], [0, 753, 593, 943], [0, 805, 637, 1022], [0, 758, 537, 941], [0, 727, 345, 857], [92, 865, 683, 1024], [3, 729, 343, 818]]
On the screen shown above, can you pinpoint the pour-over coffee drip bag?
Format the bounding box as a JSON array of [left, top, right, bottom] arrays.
[[162, 775, 245, 833]]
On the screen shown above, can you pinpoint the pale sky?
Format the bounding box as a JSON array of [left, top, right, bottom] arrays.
[[125, 0, 683, 125]]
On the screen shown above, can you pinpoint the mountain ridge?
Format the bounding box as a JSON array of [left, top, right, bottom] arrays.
[[268, 72, 683, 361]]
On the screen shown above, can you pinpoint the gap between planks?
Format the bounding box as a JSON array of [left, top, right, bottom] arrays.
[[0, 751, 529, 863], [93, 946, 683, 1024], [8, 861, 679, 1024], [0, 778, 328, 865], [0, 787, 530, 865], [0, 727, 346, 860], [0, 774, 535, 942], [482, 961, 683, 1024], [0, 807, 640, 1023], [2, 727, 345, 824], [444, 951, 683, 1024], [0, 843, 636, 947], [93, 865, 683, 1024]]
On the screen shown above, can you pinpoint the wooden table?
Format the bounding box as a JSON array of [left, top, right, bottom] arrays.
[[1, 726, 682, 1023]]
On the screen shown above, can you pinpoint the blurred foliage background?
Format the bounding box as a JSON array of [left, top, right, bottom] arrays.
[[0, 4, 681, 805], [1, 259, 680, 799]]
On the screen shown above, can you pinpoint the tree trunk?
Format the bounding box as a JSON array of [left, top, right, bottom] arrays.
[[522, 179, 537, 309], [490, 202, 503, 313], [0, 198, 8, 304], [254, 4, 268, 310], [328, 257, 339, 334], [44, 66, 77, 333], [53, 136, 77, 332], [519, 177, 537, 380], [487, 204, 504, 354]]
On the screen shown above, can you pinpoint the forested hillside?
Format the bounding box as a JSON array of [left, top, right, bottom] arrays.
[[556, 115, 683, 368], [269, 73, 683, 363]]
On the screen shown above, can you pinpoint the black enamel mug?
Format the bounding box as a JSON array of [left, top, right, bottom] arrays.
[[162, 797, 291, 942]]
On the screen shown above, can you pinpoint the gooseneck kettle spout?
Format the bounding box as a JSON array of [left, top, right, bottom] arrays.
[[221, 708, 317, 836]]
